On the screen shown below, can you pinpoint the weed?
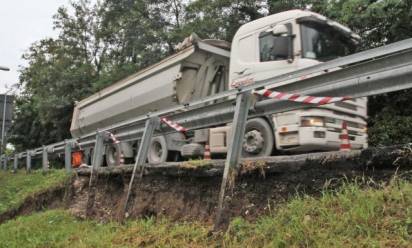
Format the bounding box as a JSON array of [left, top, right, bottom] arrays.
[[180, 160, 214, 169]]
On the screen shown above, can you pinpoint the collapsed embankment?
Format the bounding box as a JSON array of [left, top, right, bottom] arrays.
[[0, 176, 72, 224], [68, 145, 412, 223], [1, 145, 410, 224]]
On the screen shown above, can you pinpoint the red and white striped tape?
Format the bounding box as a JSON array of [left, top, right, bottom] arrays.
[[254, 89, 350, 105], [156, 89, 348, 133], [161, 117, 188, 132]]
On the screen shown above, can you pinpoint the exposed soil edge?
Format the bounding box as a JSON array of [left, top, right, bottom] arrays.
[[0, 177, 73, 224], [70, 145, 412, 224], [2, 145, 411, 225]]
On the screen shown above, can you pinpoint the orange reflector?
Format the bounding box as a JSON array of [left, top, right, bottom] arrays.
[[71, 151, 83, 168], [280, 127, 288, 133]]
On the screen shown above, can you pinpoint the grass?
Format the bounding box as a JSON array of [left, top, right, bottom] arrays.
[[0, 210, 211, 248], [223, 178, 412, 247], [1, 176, 412, 247], [0, 169, 70, 215]]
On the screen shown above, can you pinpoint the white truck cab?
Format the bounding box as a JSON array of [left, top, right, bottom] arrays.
[[208, 10, 367, 157], [230, 10, 360, 84]]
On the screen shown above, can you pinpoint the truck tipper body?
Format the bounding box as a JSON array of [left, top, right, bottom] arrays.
[[71, 10, 367, 165]]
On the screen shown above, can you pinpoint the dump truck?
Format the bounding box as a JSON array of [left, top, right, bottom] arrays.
[[70, 9, 367, 166]]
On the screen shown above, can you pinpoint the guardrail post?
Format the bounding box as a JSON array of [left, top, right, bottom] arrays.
[[64, 140, 72, 173], [26, 150, 32, 173], [13, 154, 18, 173], [214, 91, 253, 230], [91, 132, 106, 169], [42, 146, 49, 172], [3, 156, 8, 170], [123, 117, 161, 218], [86, 131, 108, 217]]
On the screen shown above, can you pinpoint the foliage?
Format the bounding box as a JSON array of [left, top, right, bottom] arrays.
[[0, 170, 70, 214], [1, 178, 412, 247], [306, 0, 412, 146], [368, 114, 412, 146], [185, 0, 267, 41]]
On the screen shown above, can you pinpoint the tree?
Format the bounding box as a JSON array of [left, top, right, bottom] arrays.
[[185, 0, 267, 41], [308, 0, 412, 146], [9, 1, 100, 149]]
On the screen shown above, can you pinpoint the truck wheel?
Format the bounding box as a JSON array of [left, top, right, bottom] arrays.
[[105, 143, 122, 167], [148, 136, 169, 164], [242, 118, 274, 157]]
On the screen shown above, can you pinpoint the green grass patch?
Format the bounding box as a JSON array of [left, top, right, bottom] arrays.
[[0, 170, 70, 215], [0, 210, 212, 248], [1, 178, 412, 247], [223, 179, 412, 247]]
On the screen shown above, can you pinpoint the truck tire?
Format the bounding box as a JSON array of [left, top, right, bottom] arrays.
[[242, 118, 274, 157], [105, 143, 122, 167], [148, 136, 169, 164]]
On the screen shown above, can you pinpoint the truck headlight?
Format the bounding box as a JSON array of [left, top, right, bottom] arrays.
[[301, 117, 325, 127]]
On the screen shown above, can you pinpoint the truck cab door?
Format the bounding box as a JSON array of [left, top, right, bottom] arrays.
[[230, 21, 299, 88], [254, 23, 298, 82]]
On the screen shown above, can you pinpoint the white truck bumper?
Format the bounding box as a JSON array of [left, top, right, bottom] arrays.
[[276, 126, 367, 152]]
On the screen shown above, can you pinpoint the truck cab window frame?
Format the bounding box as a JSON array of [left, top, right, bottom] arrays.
[[300, 21, 356, 62], [259, 24, 292, 62]]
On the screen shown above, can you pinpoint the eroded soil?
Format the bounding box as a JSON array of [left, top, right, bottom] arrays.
[[3, 147, 412, 224], [69, 161, 405, 224]]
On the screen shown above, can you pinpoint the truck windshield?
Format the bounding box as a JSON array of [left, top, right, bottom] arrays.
[[301, 22, 356, 61]]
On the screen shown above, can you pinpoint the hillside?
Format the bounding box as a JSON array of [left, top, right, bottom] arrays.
[[0, 169, 411, 247]]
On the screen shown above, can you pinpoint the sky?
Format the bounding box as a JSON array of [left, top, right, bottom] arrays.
[[0, 0, 70, 94]]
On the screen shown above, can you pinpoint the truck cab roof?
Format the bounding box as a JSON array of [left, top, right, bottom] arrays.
[[234, 9, 359, 42]]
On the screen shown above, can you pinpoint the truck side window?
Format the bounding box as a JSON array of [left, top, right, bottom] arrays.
[[259, 32, 289, 62]]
